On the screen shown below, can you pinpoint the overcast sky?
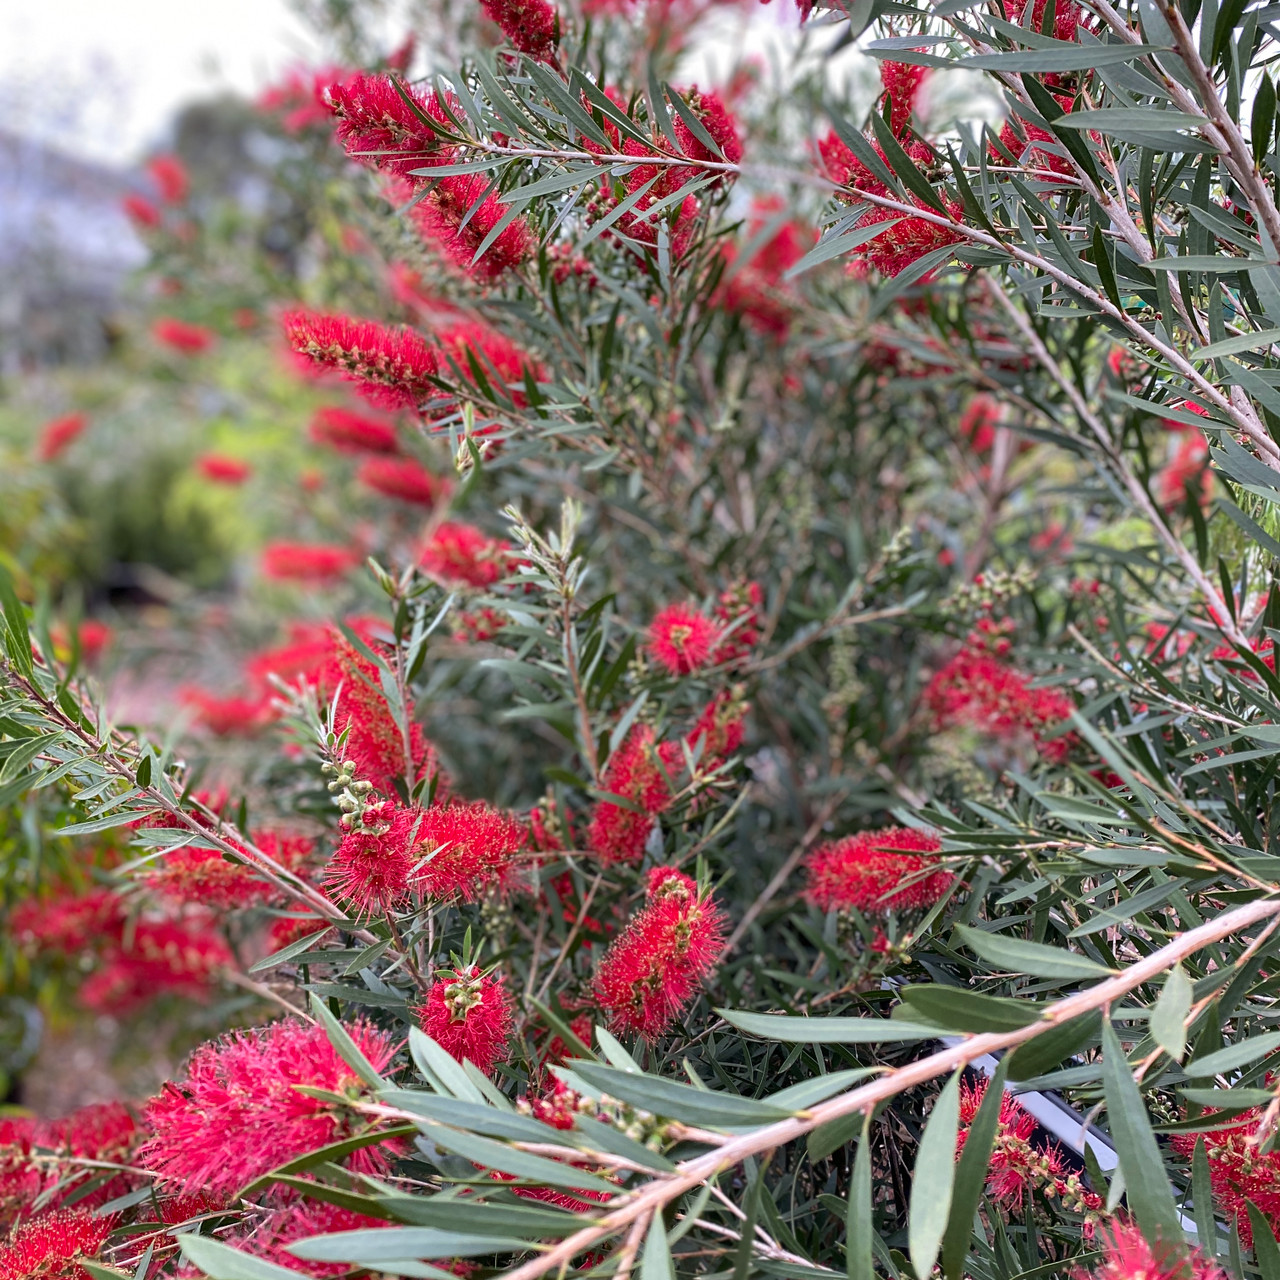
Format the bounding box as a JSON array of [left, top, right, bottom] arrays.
[[0, 0, 319, 166]]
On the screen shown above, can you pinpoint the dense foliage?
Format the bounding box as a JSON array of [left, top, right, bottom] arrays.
[[8, 0, 1280, 1277]]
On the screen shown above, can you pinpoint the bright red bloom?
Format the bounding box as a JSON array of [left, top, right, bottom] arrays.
[[879, 60, 929, 137], [418, 966, 514, 1072], [688, 690, 747, 758], [309, 406, 400, 454], [717, 201, 810, 336], [925, 647, 1075, 763], [144, 831, 312, 909], [152, 317, 216, 354], [804, 826, 951, 914], [180, 687, 278, 735], [0, 1208, 114, 1280], [77, 919, 233, 1013], [44, 1102, 138, 1162], [648, 603, 720, 675], [1004, 0, 1082, 41], [195, 453, 251, 484], [479, 0, 559, 58], [258, 64, 350, 133], [1157, 433, 1211, 509], [11, 888, 125, 954], [140, 1018, 398, 1198], [1085, 1223, 1224, 1280], [248, 1201, 391, 1278], [327, 73, 455, 183], [36, 413, 88, 462], [123, 193, 161, 228], [960, 395, 1000, 453], [586, 725, 679, 865], [410, 174, 536, 278], [454, 606, 509, 642], [593, 867, 726, 1039], [674, 88, 743, 172], [267, 915, 332, 953], [437, 320, 539, 405], [420, 521, 513, 588], [414, 802, 526, 900], [261, 541, 359, 582], [244, 620, 348, 687], [325, 803, 421, 916], [357, 456, 448, 507], [283, 310, 439, 409], [147, 154, 189, 204]]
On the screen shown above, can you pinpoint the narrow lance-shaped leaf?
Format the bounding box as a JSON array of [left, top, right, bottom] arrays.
[[909, 1068, 961, 1280]]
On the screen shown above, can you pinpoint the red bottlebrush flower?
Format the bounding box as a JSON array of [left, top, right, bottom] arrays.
[[1080, 1222, 1224, 1280], [148, 154, 189, 204], [283, 309, 439, 410], [36, 413, 88, 462], [438, 320, 540, 405], [413, 802, 526, 901], [78, 919, 233, 1013], [152, 317, 216, 354], [925, 646, 1075, 763], [1004, 0, 1082, 41], [249, 1201, 391, 1278], [180, 687, 278, 735], [140, 1018, 398, 1197], [144, 831, 312, 910], [454, 606, 509, 643], [11, 887, 125, 954], [710, 579, 763, 664], [244, 621, 342, 688], [310, 406, 400, 454], [327, 73, 455, 183], [123, 193, 161, 228], [267, 915, 332, 952], [45, 1101, 138, 1162], [960, 395, 1000, 453], [479, 0, 559, 59], [50, 618, 113, 666], [420, 521, 513, 589], [357, 456, 448, 507], [688, 690, 747, 758], [1160, 399, 1208, 432], [804, 826, 952, 914], [1170, 1107, 1280, 1247], [648, 602, 721, 675], [325, 803, 421, 916], [409, 174, 536, 279], [261, 541, 359, 582], [716, 201, 810, 337], [880, 60, 929, 137], [195, 453, 251, 484], [418, 966, 514, 1072], [258, 64, 350, 133], [592, 867, 726, 1039], [586, 725, 678, 865], [1157, 432, 1212, 509], [0, 1208, 114, 1280], [673, 87, 743, 172]]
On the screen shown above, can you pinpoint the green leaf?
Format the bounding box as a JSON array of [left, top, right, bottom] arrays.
[[569, 1061, 794, 1126], [847, 1114, 873, 1280], [868, 113, 948, 214], [1184, 1030, 1280, 1076], [288, 1228, 538, 1265], [900, 985, 1041, 1033], [248, 925, 332, 972], [718, 1009, 941, 1043], [954, 924, 1114, 979], [179, 1237, 313, 1280], [1249, 1205, 1280, 1280], [1193, 328, 1280, 357], [643, 1215, 676, 1280], [909, 1069, 961, 1280], [426, 1124, 617, 1193], [942, 1058, 1011, 1280], [135, 754, 151, 788], [766, 1068, 881, 1110], [1193, 1139, 1218, 1257], [1145, 255, 1264, 271], [1150, 963, 1193, 1060], [308, 992, 386, 1089], [239, 1125, 418, 1197], [961, 43, 1167, 70], [1007, 1012, 1099, 1080], [1101, 1018, 1186, 1257]]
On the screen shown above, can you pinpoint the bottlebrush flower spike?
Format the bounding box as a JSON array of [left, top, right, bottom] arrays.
[[418, 965, 513, 1072], [327, 73, 456, 182], [357, 456, 448, 507], [196, 453, 252, 484], [147, 153, 189, 204], [479, 0, 559, 59], [140, 1017, 398, 1197], [325, 802, 420, 916], [35, 413, 88, 462], [258, 63, 350, 133], [123, 193, 162, 228], [648, 602, 721, 675], [413, 801, 526, 901], [410, 174, 536, 279], [309, 406, 400, 454], [879, 60, 929, 137], [152, 317, 216, 354], [261, 541, 359, 582], [673, 87, 743, 171], [593, 866, 727, 1039], [180, 688, 278, 736], [11, 887, 125, 954], [711, 579, 763, 664], [420, 521, 513, 588], [960, 394, 1001, 453], [803, 826, 952, 914], [78, 919, 233, 1013], [0, 1208, 114, 1280], [438, 320, 540, 405], [586, 725, 679, 865], [283, 310, 440, 410], [144, 831, 312, 909], [1081, 1221, 1224, 1280]]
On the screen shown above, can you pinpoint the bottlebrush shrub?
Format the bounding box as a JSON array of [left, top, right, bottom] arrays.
[[14, 0, 1280, 1274]]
